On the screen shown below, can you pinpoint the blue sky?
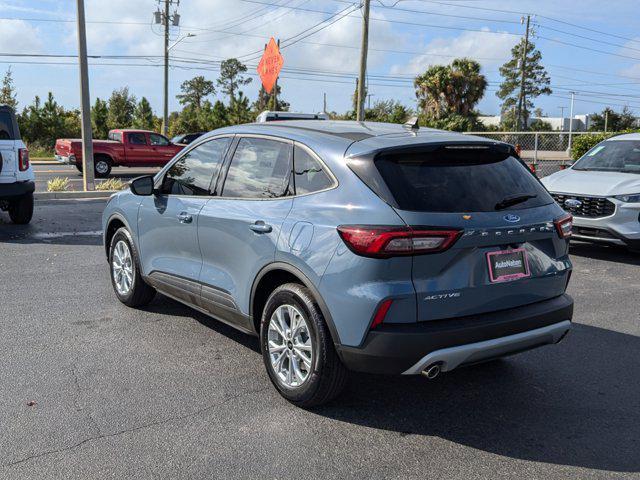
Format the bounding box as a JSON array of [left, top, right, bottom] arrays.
[[2, 0, 640, 119]]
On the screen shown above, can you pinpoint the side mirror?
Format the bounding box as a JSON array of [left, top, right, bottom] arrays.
[[130, 175, 156, 196]]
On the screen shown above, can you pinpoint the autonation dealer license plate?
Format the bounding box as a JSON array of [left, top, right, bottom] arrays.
[[487, 248, 530, 283]]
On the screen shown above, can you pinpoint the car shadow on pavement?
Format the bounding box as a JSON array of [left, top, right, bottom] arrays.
[[143, 293, 640, 473], [311, 323, 640, 473], [569, 241, 640, 266]]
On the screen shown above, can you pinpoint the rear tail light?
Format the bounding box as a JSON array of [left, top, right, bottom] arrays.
[[337, 225, 461, 258], [18, 148, 30, 171], [371, 299, 393, 329], [554, 214, 573, 239]]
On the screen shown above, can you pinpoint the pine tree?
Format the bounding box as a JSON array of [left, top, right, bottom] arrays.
[[497, 39, 551, 129], [91, 98, 109, 139], [107, 87, 136, 130], [252, 85, 289, 113], [217, 59, 252, 102], [177, 76, 215, 110], [0, 67, 18, 110], [228, 92, 253, 125], [133, 97, 155, 130]]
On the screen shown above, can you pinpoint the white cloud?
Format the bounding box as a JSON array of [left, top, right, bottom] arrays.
[[0, 20, 43, 54], [390, 28, 517, 75]]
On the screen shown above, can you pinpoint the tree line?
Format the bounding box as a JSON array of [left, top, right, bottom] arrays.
[[0, 40, 635, 154]]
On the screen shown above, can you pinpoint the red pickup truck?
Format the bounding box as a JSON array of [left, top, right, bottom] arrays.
[[55, 129, 184, 177]]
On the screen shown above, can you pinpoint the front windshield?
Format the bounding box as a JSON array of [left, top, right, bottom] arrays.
[[573, 140, 640, 173]]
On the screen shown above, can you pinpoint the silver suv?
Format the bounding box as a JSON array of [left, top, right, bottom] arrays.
[[0, 106, 34, 224], [542, 133, 640, 251]]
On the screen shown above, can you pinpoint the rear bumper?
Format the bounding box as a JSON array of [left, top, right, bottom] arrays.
[[55, 154, 76, 165], [336, 294, 573, 375], [0, 180, 35, 200]]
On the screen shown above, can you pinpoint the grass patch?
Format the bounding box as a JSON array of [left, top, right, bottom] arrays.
[[96, 178, 128, 191], [47, 177, 70, 192]]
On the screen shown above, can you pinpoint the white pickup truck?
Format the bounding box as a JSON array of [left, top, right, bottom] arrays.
[[0, 106, 34, 224]]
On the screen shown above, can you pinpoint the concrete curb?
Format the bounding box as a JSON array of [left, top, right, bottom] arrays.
[[34, 191, 116, 200]]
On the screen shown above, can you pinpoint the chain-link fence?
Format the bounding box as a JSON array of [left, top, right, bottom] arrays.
[[462, 131, 601, 177]]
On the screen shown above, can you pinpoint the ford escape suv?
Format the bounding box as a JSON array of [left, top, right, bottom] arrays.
[[103, 120, 574, 407]]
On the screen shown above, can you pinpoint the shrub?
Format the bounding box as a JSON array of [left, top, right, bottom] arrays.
[[47, 177, 69, 192], [95, 178, 127, 191], [570, 133, 613, 160]]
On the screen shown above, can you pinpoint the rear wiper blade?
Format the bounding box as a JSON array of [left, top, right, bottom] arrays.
[[495, 193, 537, 210]]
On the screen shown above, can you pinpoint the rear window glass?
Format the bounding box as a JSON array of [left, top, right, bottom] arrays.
[[375, 148, 553, 212], [0, 111, 15, 140]]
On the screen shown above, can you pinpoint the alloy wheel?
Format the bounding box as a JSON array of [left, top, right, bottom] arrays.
[[267, 304, 314, 388], [112, 240, 134, 295]]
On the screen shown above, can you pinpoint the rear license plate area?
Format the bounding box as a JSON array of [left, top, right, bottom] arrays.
[[487, 248, 530, 283]]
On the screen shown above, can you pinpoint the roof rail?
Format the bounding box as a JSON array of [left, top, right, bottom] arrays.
[[256, 111, 330, 123]]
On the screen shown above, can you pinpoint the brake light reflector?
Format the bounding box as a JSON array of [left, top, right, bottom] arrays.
[[371, 299, 393, 329], [554, 214, 573, 239], [337, 225, 461, 258], [18, 148, 29, 171]]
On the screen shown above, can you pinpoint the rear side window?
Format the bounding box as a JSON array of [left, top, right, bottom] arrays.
[[222, 137, 292, 199], [108, 131, 123, 142], [128, 133, 147, 145], [375, 147, 553, 212], [293, 145, 334, 194], [162, 137, 231, 196], [0, 111, 15, 140]]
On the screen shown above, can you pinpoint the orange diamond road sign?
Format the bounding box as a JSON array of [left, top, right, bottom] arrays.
[[257, 37, 284, 94]]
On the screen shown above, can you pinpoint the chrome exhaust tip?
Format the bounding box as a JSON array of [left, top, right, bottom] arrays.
[[421, 363, 441, 380]]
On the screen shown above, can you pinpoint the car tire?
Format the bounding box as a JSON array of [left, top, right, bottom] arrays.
[[76, 164, 83, 173], [260, 283, 348, 408], [8, 193, 34, 225], [109, 227, 156, 307], [94, 156, 112, 178]]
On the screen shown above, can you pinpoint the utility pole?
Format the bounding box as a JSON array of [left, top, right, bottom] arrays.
[[162, 0, 170, 136], [156, 0, 180, 136], [516, 15, 530, 131], [604, 109, 609, 132], [356, 0, 371, 122], [323, 92, 327, 113], [568, 91, 575, 152], [75, 0, 94, 191]]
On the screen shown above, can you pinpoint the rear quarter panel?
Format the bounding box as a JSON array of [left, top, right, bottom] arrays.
[[276, 148, 417, 347]]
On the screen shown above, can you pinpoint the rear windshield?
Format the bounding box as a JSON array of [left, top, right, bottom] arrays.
[[375, 147, 553, 212], [573, 140, 640, 173], [0, 111, 15, 140]]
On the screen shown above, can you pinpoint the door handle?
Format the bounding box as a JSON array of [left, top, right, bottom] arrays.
[[249, 221, 272, 233], [177, 212, 193, 224]]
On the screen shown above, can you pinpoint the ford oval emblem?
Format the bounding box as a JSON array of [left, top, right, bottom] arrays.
[[564, 199, 582, 209], [503, 214, 521, 223]]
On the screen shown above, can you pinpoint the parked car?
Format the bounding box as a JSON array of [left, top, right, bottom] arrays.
[[171, 132, 206, 145], [103, 120, 574, 407], [55, 129, 184, 178], [0, 105, 34, 224], [542, 133, 640, 251]]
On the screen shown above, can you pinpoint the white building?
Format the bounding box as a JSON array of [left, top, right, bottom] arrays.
[[478, 114, 591, 131]]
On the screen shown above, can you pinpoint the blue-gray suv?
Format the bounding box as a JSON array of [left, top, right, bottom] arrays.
[[103, 120, 574, 407]]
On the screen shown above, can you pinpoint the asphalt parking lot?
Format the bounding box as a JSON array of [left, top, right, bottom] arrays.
[[0, 200, 639, 479], [32, 164, 159, 192]]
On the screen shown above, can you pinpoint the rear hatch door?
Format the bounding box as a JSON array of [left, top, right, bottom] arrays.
[[0, 108, 17, 181], [371, 143, 571, 321]]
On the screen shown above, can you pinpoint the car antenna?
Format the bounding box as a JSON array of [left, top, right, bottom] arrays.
[[403, 116, 420, 131]]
